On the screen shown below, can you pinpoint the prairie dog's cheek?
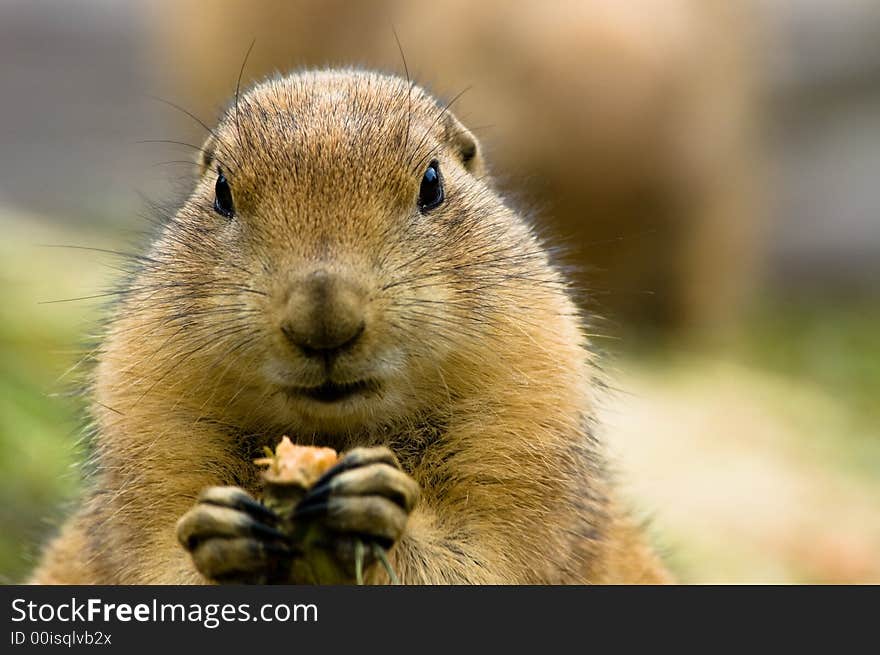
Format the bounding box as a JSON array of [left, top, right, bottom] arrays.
[[389, 280, 460, 368]]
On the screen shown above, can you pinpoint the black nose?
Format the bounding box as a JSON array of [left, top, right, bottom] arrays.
[[281, 269, 366, 358]]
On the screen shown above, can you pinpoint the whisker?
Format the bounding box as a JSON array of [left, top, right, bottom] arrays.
[[138, 139, 235, 173], [392, 26, 414, 155], [147, 94, 220, 142], [233, 39, 257, 164]]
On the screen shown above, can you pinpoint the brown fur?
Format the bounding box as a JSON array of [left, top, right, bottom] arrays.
[[30, 70, 669, 584]]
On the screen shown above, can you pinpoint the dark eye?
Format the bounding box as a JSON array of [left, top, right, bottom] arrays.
[[213, 169, 235, 218], [418, 161, 444, 211]]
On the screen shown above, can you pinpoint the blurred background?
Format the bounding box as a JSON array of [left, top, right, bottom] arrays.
[[1, 0, 878, 583]]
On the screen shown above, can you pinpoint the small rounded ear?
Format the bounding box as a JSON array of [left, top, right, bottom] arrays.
[[442, 112, 484, 177], [197, 134, 217, 177]]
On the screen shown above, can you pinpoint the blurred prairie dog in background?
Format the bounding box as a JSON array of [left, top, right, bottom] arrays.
[[148, 0, 764, 337]]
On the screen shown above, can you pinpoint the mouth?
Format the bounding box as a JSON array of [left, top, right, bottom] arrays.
[[285, 379, 379, 404]]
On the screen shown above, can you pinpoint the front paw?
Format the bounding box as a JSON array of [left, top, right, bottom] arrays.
[[176, 486, 292, 584], [293, 446, 420, 583]]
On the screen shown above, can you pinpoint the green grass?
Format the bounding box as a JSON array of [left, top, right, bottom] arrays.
[[0, 212, 111, 581], [738, 301, 880, 423], [734, 300, 880, 480]]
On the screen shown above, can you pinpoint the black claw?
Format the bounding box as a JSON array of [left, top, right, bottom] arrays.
[[236, 497, 279, 524], [311, 448, 398, 489], [200, 489, 280, 524], [300, 480, 333, 506], [310, 460, 355, 489], [304, 476, 413, 513], [243, 519, 290, 543], [179, 509, 289, 549], [293, 499, 330, 520]]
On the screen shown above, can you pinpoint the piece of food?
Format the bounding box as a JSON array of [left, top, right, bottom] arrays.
[[255, 436, 338, 488], [255, 437, 338, 519]]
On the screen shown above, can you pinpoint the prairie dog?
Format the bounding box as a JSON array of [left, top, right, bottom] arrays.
[[31, 70, 669, 584]]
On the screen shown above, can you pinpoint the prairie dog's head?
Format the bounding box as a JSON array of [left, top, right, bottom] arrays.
[[135, 70, 565, 437]]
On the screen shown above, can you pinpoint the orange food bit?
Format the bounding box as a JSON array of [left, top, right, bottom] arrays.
[[255, 436, 339, 488]]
